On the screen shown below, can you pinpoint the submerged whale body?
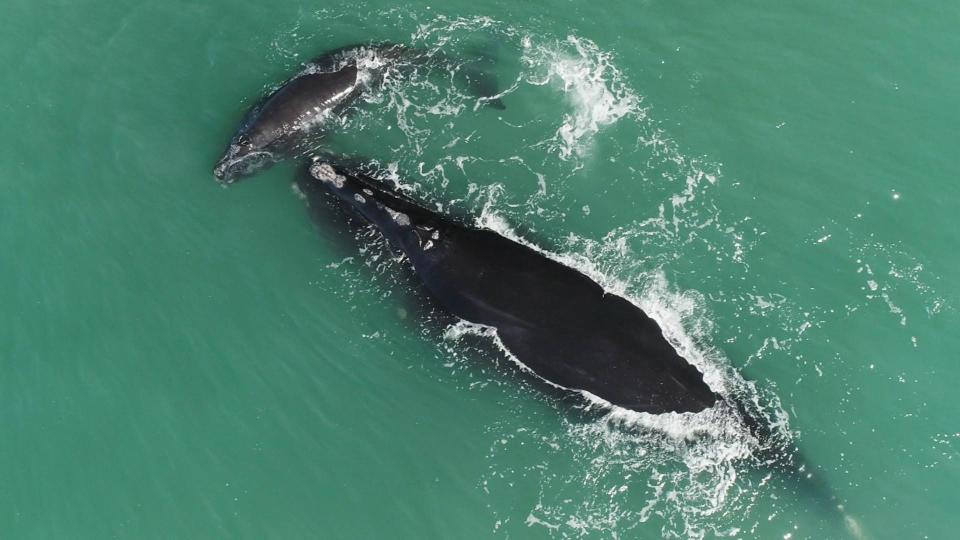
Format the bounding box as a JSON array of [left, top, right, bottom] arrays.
[[300, 161, 719, 415], [215, 43, 506, 183]]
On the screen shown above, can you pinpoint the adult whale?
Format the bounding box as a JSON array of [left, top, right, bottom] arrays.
[[299, 160, 718, 414], [290, 161, 857, 532], [214, 43, 505, 183]]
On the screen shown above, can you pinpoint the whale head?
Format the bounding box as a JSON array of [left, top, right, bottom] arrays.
[[213, 137, 275, 184], [307, 159, 422, 235]]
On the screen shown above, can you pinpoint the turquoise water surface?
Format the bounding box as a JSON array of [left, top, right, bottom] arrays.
[[2, 1, 958, 538]]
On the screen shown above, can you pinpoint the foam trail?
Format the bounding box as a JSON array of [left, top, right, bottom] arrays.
[[522, 35, 641, 160]]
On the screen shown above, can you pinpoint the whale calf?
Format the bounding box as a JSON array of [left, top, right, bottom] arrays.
[[299, 160, 718, 414], [215, 43, 505, 183]]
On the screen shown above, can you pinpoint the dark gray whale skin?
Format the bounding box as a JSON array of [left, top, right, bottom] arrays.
[[293, 161, 852, 527], [301, 160, 719, 415], [214, 44, 409, 183], [214, 44, 506, 183]]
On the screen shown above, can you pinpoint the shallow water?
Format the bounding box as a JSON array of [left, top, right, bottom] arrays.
[[2, 1, 958, 538]]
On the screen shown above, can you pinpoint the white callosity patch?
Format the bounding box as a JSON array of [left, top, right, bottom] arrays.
[[309, 162, 344, 188], [385, 207, 411, 227]]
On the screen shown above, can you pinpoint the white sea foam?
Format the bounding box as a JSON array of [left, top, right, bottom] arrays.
[[522, 35, 642, 160]]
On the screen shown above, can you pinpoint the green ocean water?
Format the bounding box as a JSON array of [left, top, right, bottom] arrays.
[[2, 0, 958, 538]]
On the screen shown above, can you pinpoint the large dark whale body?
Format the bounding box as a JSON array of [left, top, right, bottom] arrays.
[[301, 161, 718, 414], [215, 44, 505, 183], [292, 161, 853, 529]]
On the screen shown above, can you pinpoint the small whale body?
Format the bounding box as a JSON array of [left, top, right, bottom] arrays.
[[300, 160, 719, 415], [214, 43, 414, 183], [214, 43, 506, 183]]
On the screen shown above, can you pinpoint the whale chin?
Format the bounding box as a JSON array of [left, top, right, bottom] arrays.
[[213, 150, 274, 184]]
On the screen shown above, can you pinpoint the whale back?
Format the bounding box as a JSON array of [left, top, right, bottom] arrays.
[[307, 162, 718, 415], [243, 64, 360, 150], [414, 225, 718, 413]]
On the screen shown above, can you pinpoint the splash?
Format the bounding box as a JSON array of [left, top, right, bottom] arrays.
[[521, 35, 642, 160]]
